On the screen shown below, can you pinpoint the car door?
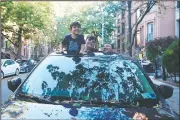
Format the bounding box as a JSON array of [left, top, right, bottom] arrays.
[[2, 60, 12, 76], [9, 60, 16, 74]]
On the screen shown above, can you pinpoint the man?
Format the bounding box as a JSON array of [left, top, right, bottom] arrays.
[[84, 35, 98, 53], [103, 44, 114, 54]]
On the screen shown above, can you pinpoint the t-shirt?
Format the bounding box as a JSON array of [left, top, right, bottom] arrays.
[[62, 34, 85, 54]]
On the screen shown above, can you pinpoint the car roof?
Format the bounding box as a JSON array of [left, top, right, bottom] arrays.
[[1, 59, 11, 62], [48, 51, 138, 62]]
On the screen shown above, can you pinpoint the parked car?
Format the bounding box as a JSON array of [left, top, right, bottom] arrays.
[[1, 52, 179, 119], [1, 59, 20, 79], [18, 59, 37, 73], [140, 60, 162, 78]]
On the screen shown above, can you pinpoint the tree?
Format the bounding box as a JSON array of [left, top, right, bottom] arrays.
[[55, 1, 123, 49], [1, 1, 54, 59], [127, 1, 158, 56], [146, 40, 160, 78], [162, 40, 180, 83], [81, 1, 122, 48], [146, 36, 176, 79]]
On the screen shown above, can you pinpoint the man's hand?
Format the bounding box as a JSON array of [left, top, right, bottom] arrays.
[[79, 51, 87, 55]]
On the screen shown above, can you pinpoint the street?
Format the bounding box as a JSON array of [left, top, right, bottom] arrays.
[[1, 73, 28, 104], [151, 78, 180, 114], [1, 73, 179, 114]]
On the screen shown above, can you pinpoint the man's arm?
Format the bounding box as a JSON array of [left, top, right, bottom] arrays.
[[79, 44, 85, 53], [59, 43, 63, 52]]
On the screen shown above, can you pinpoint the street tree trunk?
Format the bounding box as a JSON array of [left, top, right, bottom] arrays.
[[127, 1, 132, 56], [174, 73, 176, 83], [16, 27, 22, 60], [162, 66, 166, 81], [154, 59, 158, 78], [92, 31, 99, 49]]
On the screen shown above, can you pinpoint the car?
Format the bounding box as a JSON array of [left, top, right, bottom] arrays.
[[19, 59, 37, 73], [1, 59, 20, 79], [140, 60, 162, 78], [1, 52, 179, 119]]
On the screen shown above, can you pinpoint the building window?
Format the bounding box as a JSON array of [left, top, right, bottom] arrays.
[[122, 23, 125, 34], [177, 1, 180, 9], [24, 47, 26, 56], [147, 23, 154, 42], [117, 26, 120, 33], [117, 39, 120, 49]]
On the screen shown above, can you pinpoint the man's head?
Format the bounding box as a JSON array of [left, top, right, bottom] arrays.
[[103, 44, 113, 53], [69, 21, 81, 35], [85, 35, 96, 50]]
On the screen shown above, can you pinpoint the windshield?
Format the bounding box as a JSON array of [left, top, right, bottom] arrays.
[[18, 55, 157, 105]]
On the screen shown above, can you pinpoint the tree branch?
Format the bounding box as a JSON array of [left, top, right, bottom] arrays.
[[130, 2, 148, 15], [1, 33, 18, 47], [128, 1, 157, 50]]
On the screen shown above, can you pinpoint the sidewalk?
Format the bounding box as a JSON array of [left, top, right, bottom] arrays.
[[150, 76, 179, 114]]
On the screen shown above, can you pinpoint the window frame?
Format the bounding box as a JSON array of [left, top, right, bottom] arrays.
[[147, 22, 154, 42]]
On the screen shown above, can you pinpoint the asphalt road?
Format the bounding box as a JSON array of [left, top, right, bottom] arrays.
[[1, 73, 28, 104]]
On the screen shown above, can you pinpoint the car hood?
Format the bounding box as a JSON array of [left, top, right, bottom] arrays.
[[1, 100, 177, 120]]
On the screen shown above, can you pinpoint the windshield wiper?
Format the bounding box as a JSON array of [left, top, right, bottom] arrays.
[[134, 98, 159, 107], [17, 93, 57, 105], [71, 100, 138, 108]]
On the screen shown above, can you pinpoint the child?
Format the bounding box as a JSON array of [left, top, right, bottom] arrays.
[[60, 21, 85, 54], [84, 35, 98, 52]]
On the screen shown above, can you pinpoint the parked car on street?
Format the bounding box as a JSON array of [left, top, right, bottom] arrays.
[[140, 60, 162, 78], [1, 59, 20, 79], [16, 59, 37, 73], [1, 52, 179, 119]]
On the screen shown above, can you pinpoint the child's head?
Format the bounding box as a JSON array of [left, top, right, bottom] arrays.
[[69, 21, 81, 35], [86, 35, 96, 49]]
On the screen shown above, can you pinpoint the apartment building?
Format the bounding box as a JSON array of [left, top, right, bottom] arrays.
[[114, 1, 176, 54], [175, 1, 180, 38], [115, 1, 128, 53]]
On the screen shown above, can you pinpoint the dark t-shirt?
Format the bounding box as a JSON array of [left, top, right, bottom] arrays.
[[62, 34, 85, 54]]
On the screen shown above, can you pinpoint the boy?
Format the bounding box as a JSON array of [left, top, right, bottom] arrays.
[[60, 21, 85, 55], [84, 35, 98, 53]]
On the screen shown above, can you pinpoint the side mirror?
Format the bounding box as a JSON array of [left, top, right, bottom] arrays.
[[8, 77, 22, 92], [158, 84, 173, 99]]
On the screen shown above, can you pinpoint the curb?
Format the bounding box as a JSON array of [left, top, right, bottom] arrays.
[[155, 79, 179, 87]]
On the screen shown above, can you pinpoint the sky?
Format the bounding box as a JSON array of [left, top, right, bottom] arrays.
[[52, 1, 103, 17]]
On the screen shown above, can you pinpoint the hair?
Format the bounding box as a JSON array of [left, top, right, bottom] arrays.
[[70, 21, 81, 30], [86, 35, 96, 41], [104, 43, 114, 49]]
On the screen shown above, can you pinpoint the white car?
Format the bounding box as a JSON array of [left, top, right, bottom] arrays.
[[1, 59, 20, 79]]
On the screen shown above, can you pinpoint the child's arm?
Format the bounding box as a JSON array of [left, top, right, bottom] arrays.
[[60, 35, 68, 53]]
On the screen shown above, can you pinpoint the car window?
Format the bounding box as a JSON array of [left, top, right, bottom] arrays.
[[10, 60, 15, 65], [142, 64, 154, 73], [3, 60, 11, 66], [19, 55, 157, 105]]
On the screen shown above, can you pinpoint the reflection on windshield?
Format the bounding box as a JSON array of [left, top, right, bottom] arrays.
[[20, 55, 156, 105]]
